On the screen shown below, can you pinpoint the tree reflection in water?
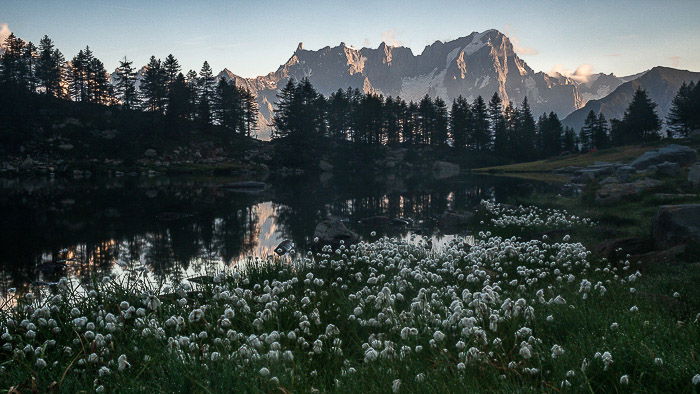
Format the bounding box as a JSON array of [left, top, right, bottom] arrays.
[[0, 174, 552, 297]]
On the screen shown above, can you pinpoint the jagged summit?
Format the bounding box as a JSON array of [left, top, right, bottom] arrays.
[[213, 29, 628, 139]]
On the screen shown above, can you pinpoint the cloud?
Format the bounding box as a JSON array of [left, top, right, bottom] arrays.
[[362, 38, 371, 48], [669, 56, 682, 67], [547, 63, 596, 83], [502, 25, 538, 56], [0, 23, 11, 45], [381, 29, 402, 47], [605, 53, 621, 57]]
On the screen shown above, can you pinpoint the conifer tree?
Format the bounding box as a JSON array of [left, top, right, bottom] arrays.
[[667, 81, 700, 136], [621, 87, 661, 143], [471, 96, 489, 151], [432, 97, 449, 146], [450, 96, 471, 149], [197, 61, 216, 126], [488, 93, 507, 156], [140, 56, 166, 113], [114, 57, 138, 109], [36, 35, 65, 97], [166, 73, 192, 120]]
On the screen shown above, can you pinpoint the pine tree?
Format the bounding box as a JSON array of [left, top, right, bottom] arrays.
[[185, 70, 199, 120], [450, 96, 471, 149], [140, 56, 166, 113], [432, 97, 448, 146], [69, 48, 89, 102], [241, 88, 258, 137], [0, 33, 29, 89], [115, 57, 138, 109], [622, 87, 661, 143], [23, 41, 39, 93], [579, 110, 597, 151], [667, 81, 699, 136], [488, 93, 507, 156], [515, 97, 537, 161], [197, 61, 216, 126], [166, 73, 192, 120], [272, 79, 297, 139], [36, 35, 65, 97], [162, 54, 181, 89], [562, 126, 577, 153], [418, 95, 435, 145], [592, 112, 610, 149], [471, 96, 489, 151]]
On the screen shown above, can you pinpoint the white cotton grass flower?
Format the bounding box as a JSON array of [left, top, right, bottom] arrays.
[[654, 357, 663, 366], [35, 358, 47, 368], [259, 367, 270, 376], [392, 379, 401, 393], [188, 309, 204, 323], [629, 306, 639, 312], [692, 374, 700, 385], [118, 354, 130, 371], [619, 375, 629, 385]]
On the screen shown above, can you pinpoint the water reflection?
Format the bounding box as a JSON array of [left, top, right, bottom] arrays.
[[0, 174, 551, 298]]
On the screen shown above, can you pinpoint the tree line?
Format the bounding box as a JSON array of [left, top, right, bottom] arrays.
[[273, 77, 700, 161], [272, 78, 578, 161], [0, 33, 258, 135]]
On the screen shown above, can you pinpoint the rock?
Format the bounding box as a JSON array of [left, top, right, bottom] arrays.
[[319, 160, 333, 172], [653, 193, 698, 200], [654, 161, 681, 177], [630, 144, 697, 170], [314, 218, 359, 245], [652, 204, 700, 249], [615, 165, 637, 182], [144, 148, 157, 158], [560, 183, 584, 197], [19, 156, 34, 170], [432, 161, 460, 179], [688, 163, 700, 187], [58, 143, 74, 151], [600, 176, 620, 185], [594, 237, 653, 260], [437, 211, 474, 230], [274, 240, 294, 256], [595, 178, 663, 204]]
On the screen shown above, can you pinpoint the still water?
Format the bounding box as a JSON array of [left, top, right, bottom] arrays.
[[0, 173, 554, 298]]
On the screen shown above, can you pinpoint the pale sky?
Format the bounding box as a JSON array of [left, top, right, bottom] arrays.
[[2, 0, 699, 78]]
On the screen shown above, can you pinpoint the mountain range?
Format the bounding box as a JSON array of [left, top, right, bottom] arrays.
[[562, 66, 700, 130], [112, 29, 699, 140]]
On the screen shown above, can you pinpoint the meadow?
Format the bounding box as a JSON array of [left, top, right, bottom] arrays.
[[1, 201, 699, 393]]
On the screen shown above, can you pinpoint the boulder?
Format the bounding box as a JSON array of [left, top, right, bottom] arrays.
[[432, 161, 460, 179], [595, 178, 662, 204], [688, 163, 700, 187], [437, 211, 474, 230], [600, 176, 620, 185], [630, 144, 697, 170], [615, 165, 637, 182], [58, 143, 74, 151], [652, 204, 700, 249], [314, 218, 359, 245], [654, 161, 681, 177], [144, 148, 158, 158]]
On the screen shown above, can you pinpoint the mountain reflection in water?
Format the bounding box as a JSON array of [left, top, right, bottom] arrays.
[[0, 174, 554, 298]]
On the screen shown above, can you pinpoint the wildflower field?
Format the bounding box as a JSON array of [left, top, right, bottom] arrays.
[[1, 202, 699, 393]]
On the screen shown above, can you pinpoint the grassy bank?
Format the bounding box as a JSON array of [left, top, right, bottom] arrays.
[[474, 144, 666, 174], [1, 202, 699, 393]]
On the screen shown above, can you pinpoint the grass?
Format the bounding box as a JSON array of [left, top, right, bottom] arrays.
[[1, 202, 699, 393], [474, 144, 666, 174]]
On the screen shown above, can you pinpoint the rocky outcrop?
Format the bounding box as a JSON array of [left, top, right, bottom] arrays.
[[652, 204, 700, 249], [314, 218, 359, 245], [630, 144, 697, 170], [595, 178, 662, 204]]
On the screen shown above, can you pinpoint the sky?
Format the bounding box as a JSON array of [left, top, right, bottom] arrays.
[[2, 0, 700, 78]]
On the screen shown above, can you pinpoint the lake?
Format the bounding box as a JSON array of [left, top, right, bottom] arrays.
[[0, 173, 555, 299]]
